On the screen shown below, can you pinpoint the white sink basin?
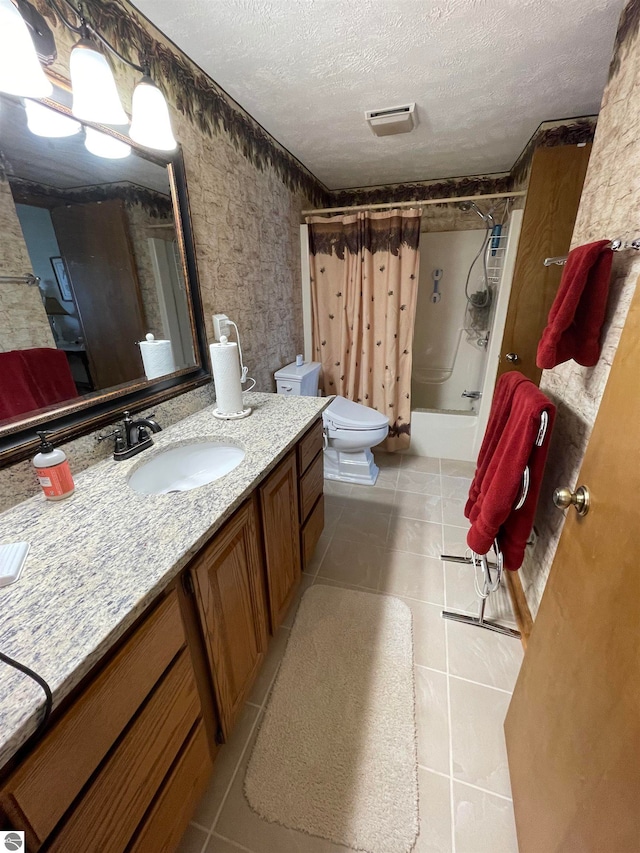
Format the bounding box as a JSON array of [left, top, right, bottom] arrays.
[[128, 441, 245, 495]]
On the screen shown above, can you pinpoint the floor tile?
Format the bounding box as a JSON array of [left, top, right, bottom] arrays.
[[443, 560, 518, 628], [323, 499, 343, 533], [401, 455, 441, 474], [414, 768, 453, 853], [317, 537, 385, 590], [453, 781, 518, 853], [176, 824, 209, 853], [441, 475, 472, 501], [323, 480, 353, 502], [449, 678, 513, 798], [415, 667, 450, 773], [346, 486, 396, 513], [378, 551, 444, 605], [333, 506, 391, 547], [373, 450, 404, 469], [281, 574, 315, 628], [394, 490, 443, 523], [401, 598, 447, 671], [446, 618, 523, 692], [247, 627, 290, 706], [206, 834, 254, 852], [374, 466, 400, 489], [214, 721, 348, 853], [397, 470, 441, 495], [441, 458, 476, 478], [441, 498, 468, 528], [192, 704, 260, 829], [388, 517, 443, 557], [305, 528, 333, 576]]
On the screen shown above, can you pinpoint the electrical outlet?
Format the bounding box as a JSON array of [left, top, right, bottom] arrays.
[[213, 313, 230, 340]]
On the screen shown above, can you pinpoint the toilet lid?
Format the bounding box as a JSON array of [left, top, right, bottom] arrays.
[[324, 396, 389, 429]]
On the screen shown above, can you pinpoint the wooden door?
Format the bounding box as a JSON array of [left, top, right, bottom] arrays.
[[191, 498, 267, 737], [497, 144, 591, 384], [259, 451, 302, 632], [504, 276, 640, 851], [51, 199, 146, 390]]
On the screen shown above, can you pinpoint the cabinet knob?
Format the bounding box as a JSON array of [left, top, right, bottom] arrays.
[[505, 352, 520, 363], [553, 485, 590, 516]]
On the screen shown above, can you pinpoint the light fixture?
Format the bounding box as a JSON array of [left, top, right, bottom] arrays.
[[84, 126, 131, 159], [69, 36, 128, 125], [130, 69, 176, 151], [365, 103, 418, 137], [1, 0, 177, 151], [25, 98, 81, 137], [0, 0, 52, 98]]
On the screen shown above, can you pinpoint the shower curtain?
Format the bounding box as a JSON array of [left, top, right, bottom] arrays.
[[306, 208, 421, 451]]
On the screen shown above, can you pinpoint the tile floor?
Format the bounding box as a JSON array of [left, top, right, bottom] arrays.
[[177, 452, 524, 853]]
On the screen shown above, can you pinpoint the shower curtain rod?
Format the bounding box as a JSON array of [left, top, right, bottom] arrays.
[[301, 190, 526, 216]]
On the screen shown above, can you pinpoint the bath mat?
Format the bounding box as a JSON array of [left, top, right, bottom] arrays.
[[244, 584, 418, 853]]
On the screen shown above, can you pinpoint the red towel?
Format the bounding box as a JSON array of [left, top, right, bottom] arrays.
[[465, 372, 555, 570], [537, 240, 613, 369], [0, 348, 78, 421]]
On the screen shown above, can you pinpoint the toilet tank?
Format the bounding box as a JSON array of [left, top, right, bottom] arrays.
[[274, 361, 321, 396]]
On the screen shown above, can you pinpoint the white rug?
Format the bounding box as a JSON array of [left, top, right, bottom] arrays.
[[244, 584, 419, 853]]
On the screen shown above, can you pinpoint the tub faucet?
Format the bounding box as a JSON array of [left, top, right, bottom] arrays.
[[462, 390, 482, 400]]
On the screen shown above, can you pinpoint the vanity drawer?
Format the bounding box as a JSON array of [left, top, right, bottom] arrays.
[[297, 418, 323, 475], [129, 720, 212, 853], [301, 494, 325, 570], [0, 591, 186, 848], [48, 650, 200, 853], [299, 450, 324, 523]]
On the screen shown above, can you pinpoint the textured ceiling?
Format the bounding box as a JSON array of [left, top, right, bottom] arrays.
[[131, 0, 623, 189]]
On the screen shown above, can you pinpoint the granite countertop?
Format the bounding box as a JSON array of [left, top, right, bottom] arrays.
[[0, 392, 328, 771]]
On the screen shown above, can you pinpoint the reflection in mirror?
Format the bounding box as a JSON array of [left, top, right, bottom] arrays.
[[0, 92, 197, 429]]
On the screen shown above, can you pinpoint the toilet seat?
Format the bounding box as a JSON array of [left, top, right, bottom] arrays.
[[323, 396, 389, 432]]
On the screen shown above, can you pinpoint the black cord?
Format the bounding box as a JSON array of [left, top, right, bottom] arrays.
[[0, 651, 53, 739]]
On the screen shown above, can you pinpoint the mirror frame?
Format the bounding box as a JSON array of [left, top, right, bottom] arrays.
[[0, 93, 210, 466]]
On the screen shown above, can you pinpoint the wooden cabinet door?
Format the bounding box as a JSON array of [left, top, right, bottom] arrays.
[[496, 144, 591, 384], [191, 498, 267, 737], [260, 451, 302, 633]]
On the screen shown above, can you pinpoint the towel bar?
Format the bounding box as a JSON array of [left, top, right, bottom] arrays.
[[0, 274, 40, 286], [543, 238, 640, 267]]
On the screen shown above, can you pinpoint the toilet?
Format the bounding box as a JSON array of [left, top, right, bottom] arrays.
[[274, 360, 389, 486]]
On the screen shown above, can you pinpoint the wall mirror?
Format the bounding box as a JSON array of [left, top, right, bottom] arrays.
[[0, 87, 209, 463]]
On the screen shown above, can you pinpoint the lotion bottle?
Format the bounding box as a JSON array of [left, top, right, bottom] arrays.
[[33, 431, 75, 501]]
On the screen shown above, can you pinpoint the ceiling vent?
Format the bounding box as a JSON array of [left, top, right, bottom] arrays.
[[365, 103, 417, 137]]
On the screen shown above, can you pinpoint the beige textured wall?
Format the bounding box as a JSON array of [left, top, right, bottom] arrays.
[[519, 7, 640, 615], [0, 177, 55, 352]]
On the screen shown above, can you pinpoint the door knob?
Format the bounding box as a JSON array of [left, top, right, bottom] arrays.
[[553, 485, 590, 516], [505, 352, 519, 363]]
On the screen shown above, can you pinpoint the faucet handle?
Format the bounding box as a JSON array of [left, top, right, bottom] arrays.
[[97, 427, 126, 454]]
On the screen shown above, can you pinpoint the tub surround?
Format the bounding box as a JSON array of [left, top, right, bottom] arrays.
[[0, 392, 328, 771]]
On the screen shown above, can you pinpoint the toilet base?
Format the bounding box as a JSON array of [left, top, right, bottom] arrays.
[[323, 446, 380, 486]]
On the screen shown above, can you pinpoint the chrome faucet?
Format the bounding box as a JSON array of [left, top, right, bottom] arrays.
[[98, 411, 162, 461]]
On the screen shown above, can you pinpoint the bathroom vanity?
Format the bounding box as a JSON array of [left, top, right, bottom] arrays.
[[0, 392, 327, 852]]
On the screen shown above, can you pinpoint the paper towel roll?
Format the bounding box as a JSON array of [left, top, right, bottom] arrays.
[[139, 333, 176, 380], [210, 337, 244, 414]]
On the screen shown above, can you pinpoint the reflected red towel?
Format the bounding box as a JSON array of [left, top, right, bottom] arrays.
[[0, 348, 78, 421], [465, 372, 555, 570], [537, 240, 613, 369]]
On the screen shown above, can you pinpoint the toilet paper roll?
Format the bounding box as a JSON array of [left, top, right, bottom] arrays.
[[210, 338, 244, 414], [139, 334, 176, 379]]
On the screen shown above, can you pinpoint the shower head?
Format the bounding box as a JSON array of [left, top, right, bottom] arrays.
[[457, 200, 494, 225]]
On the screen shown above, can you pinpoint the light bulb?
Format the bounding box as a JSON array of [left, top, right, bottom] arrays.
[[70, 38, 128, 125], [84, 126, 131, 159], [130, 75, 176, 151], [25, 99, 81, 138], [0, 0, 52, 98]]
